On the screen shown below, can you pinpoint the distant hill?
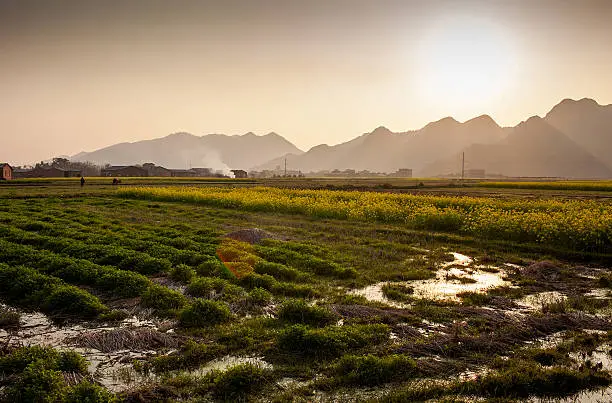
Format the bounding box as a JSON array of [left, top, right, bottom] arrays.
[[421, 116, 612, 178], [72, 132, 303, 171], [544, 98, 612, 170], [255, 115, 506, 173], [73, 97, 612, 178]]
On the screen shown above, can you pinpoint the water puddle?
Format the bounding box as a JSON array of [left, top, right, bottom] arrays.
[[0, 304, 171, 392], [441, 252, 473, 268], [531, 341, 612, 402], [585, 289, 611, 299], [351, 253, 510, 305], [350, 283, 410, 309]]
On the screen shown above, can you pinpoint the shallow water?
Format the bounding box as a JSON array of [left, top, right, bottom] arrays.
[[0, 304, 163, 392], [351, 252, 510, 305], [533, 385, 612, 403], [585, 288, 612, 299], [531, 341, 612, 403]]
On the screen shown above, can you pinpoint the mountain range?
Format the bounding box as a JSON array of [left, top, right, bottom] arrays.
[[73, 132, 302, 172], [73, 98, 612, 178]]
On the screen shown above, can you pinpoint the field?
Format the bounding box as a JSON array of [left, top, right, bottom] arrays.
[[0, 178, 611, 402]]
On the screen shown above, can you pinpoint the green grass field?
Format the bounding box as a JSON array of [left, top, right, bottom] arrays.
[[0, 179, 611, 402]]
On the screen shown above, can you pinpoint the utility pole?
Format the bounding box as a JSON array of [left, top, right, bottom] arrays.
[[461, 152, 465, 181], [284, 157, 287, 177]]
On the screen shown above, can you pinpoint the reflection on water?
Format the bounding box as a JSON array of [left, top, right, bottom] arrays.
[[0, 304, 162, 392], [351, 252, 510, 305]]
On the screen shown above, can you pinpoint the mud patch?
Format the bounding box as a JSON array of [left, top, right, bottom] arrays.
[[224, 228, 277, 244], [518, 292, 567, 311], [0, 304, 174, 392]]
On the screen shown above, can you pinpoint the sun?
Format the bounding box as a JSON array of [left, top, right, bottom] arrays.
[[416, 17, 517, 110]]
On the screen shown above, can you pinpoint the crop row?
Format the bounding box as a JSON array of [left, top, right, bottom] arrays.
[[117, 186, 612, 252], [0, 263, 107, 318], [478, 181, 612, 192], [0, 210, 219, 258], [0, 239, 152, 298], [0, 221, 217, 270]]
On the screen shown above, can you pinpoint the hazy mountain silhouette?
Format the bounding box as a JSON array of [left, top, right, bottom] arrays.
[[73, 98, 612, 178], [255, 115, 505, 173], [544, 98, 612, 169], [73, 132, 303, 171], [422, 116, 612, 178]]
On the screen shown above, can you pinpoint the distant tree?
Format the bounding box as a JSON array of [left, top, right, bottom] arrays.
[[51, 157, 70, 169]]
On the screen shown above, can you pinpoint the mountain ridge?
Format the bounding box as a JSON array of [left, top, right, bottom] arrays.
[[73, 97, 612, 178]]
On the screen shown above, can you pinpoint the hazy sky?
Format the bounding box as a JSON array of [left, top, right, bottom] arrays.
[[2, 0, 612, 165]]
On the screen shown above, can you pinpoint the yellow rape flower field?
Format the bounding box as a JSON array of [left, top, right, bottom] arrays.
[[119, 186, 612, 253]]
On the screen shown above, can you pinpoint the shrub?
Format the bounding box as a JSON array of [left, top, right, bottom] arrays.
[[195, 258, 224, 276], [44, 286, 107, 318], [64, 381, 117, 402], [97, 270, 150, 298], [381, 283, 414, 302], [457, 291, 492, 306], [186, 277, 246, 301], [256, 245, 354, 279], [141, 285, 187, 312], [212, 363, 269, 400], [277, 324, 390, 358], [130, 256, 172, 275], [458, 359, 610, 397], [0, 264, 60, 306], [179, 299, 232, 328], [151, 340, 222, 372], [0, 306, 21, 328], [56, 350, 88, 373], [248, 288, 272, 305], [0, 346, 58, 374], [239, 273, 277, 290], [169, 264, 196, 283], [8, 360, 67, 403], [254, 261, 300, 281], [334, 354, 418, 386], [277, 300, 338, 327], [0, 346, 94, 403], [187, 277, 229, 298]]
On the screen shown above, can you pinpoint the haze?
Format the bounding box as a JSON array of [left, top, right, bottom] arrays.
[[2, 0, 612, 165]]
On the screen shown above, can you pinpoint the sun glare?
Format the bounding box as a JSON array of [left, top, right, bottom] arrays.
[[416, 17, 517, 110]]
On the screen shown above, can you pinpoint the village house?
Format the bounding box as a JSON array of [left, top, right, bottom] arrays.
[[100, 166, 148, 177], [13, 166, 81, 178], [191, 167, 214, 177], [231, 169, 248, 178], [0, 163, 12, 180], [168, 169, 195, 177], [142, 163, 172, 177], [391, 168, 413, 178]]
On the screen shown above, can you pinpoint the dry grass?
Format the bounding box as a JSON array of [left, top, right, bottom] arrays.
[[67, 328, 183, 353]]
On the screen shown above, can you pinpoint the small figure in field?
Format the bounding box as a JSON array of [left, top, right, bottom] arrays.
[[80, 176, 85, 187], [112, 178, 121, 185]]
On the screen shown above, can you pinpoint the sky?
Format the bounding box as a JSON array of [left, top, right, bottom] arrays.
[[2, 0, 612, 165]]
